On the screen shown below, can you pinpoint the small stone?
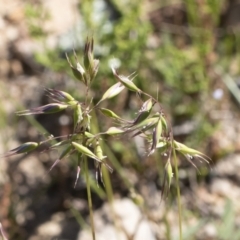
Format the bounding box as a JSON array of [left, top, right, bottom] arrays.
[[77, 198, 156, 240]]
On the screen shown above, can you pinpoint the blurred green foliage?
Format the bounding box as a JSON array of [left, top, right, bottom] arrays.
[[23, 0, 240, 184], [30, 0, 223, 149], [24, 3, 50, 38], [24, 0, 240, 182]]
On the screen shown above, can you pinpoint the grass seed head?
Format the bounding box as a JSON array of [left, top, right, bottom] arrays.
[[125, 113, 160, 133], [45, 88, 77, 105], [111, 66, 141, 93], [73, 103, 83, 131], [174, 140, 211, 165], [83, 38, 99, 82], [17, 103, 69, 115], [66, 52, 87, 84], [84, 37, 94, 71], [103, 127, 124, 135], [2, 142, 39, 157], [97, 82, 125, 105], [166, 160, 173, 189], [99, 108, 125, 122], [149, 118, 162, 155], [72, 142, 100, 162]]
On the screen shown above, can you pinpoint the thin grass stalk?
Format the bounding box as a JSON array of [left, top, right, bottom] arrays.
[[84, 156, 96, 240], [102, 166, 121, 240], [69, 206, 88, 229], [91, 108, 121, 239], [163, 212, 171, 240], [103, 143, 132, 189], [89, 176, 106, 200], [173, 147, 182, 240]]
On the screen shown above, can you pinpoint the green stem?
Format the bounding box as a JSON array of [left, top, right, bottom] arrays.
[[173, 147, 182, 240], [84, 157, 96, 240], [102, 166, 121, 240]]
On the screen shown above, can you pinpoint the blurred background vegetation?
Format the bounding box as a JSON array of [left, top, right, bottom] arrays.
[[1, 0, 240, 239]]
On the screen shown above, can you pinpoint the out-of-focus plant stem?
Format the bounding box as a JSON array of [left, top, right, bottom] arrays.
[[84, 156, 95, 240], [173, 147, 182, 240]]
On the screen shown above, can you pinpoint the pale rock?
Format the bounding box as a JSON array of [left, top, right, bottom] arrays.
[[18, 155, 50, 186], [77, 198, 156, 240]]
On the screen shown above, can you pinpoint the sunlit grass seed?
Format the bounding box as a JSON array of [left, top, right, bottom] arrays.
[[160, 115, 168, 131], [99, 108, 125, 122], [97, 82, 125, 105], [72, 142, 102, 163], [166, 160, 173, 189], [111, 66, 141, 94], [94, 142, 106, 185], [102, 127, 124, 135]]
